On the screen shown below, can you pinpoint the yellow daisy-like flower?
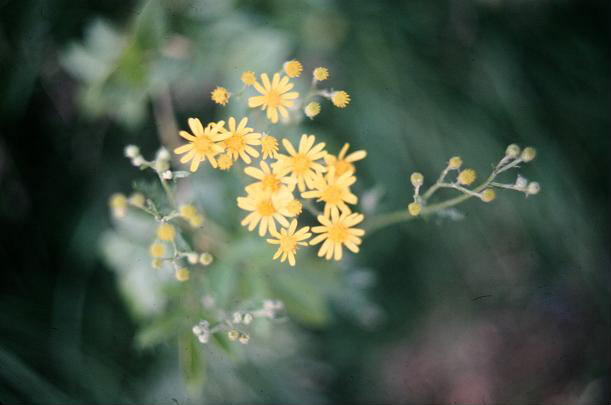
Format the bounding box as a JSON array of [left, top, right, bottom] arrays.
[[211, 86, 230, 106], [260, 134, 279, 159], [310, 210, 365, 261], [302, 166, 358, 217], [241, 71, 256, 86], [157, 223, 176, 241], [174, 119, 230, 171], [313, 67, 329, 81], [324, 143, 367, 176], [221, 117, 261, 164], [283, 59, 303, 78], [237, 188, 292, 236], [304, 102, 321, 119], [457, 169, 476, 185], [244, 160, 296, 194], [331, 90, 350, 108], [266, 219, 311, 266], [275, 134, 327, 192], [217, 153, 233, 170], [248, 73, 299, 123], [285, 199, 302, 217]]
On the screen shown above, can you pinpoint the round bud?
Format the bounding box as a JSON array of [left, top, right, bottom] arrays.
[[199, 252, 213, 266], [521, 147, 536, 162], [505, 144, 520, 158], [408, 202, 422, 216], [527, 182, 540, 195], [228, 329, 240, 341], [151, 258, 162, 269], [448, 156, 462, 169], [457, 169, 477, 185], [242, 313, 254, 325], [128, 192, 145, 207], [131, 156, 145, 167], [232, 312, 243, 324], [175, 267, 189, 282], [156, 147, 170, 161], [480, 188, 496, 202], [187, 253, 198, 264], [124, 145, 140, 159], [197, 334, 209, 344], [410, 172, 424, 187], [192, 325, 202, 335], [149, 242, 165, 258], [238, 333, 250, 344], [515, 175, 528, 189]]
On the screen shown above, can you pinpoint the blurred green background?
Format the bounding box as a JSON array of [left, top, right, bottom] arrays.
[[0, 0, 609, 403]]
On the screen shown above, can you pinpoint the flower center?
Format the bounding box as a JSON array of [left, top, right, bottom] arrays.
[[280, 235, 297, 253], [266, 90, 282, 108], [291, 154, 311, 174], [193, 136, 213, 154], [256, 199, 276, 217], [321, 185, 343, 205], [226, 134, 245, 152], [261, 174, 281, 192], [328, 223, 349, 243], [334, 160, 354, 176]]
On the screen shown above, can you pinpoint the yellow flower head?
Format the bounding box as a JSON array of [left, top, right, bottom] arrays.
[[179, 204, 197, 219], [331, 91, 350, 108], [275, 134, 328, 192], [283, 59, 303, 78], [310, 210, 365, 261], [128, 192, 145, 207], [211, 86, 230, 106], [457, 169, 476, 185], [217, 153, 234, 170], [302, 166, 358, 217], [149, 242, 165, 258], [245, 160, 296, 194], [448, 156, 462, 169], [221, 117, 261, 164], [304, 102, 321, 119], [480, 188, 496, 202], [266, 219, 311, 266], [285, 199, 302, 217], [174, 118, 230, 171], [241, 70, 256, 86], [260, 134, 279, 159], [324, 143, 367, 177], [109, 193, 127, 218], [175, 267, 190, 281], [410, 172, 424, 187], [521, 147, 537, 162], [157, 223, 176, 241], [237, 187, 292, 236], [313, 67, 329, 81], [408, 202, 422, 216], [248, 73, 299, 123]]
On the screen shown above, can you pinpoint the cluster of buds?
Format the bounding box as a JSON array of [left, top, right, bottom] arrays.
[[192, 320, 211, 344], [407, 144, 540, 217]]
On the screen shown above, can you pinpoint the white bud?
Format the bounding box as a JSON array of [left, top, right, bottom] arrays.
[[527, 182, 540, 195], [192, 325, 202, 335], [187, 253, 198, 264], [515, 175, 528, 189], [197, 333, 209, 344], [242, 313, 254, 325], [238, 333, 250, 344], [156, 147, 170, 161], [162, 170, 173, 180], [124, 145, 140, 158], [232, 312, 242, 324], [132, 156, 145, 166]]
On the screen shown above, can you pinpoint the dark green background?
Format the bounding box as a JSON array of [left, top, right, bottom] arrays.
[[1, 0, 609, 403]]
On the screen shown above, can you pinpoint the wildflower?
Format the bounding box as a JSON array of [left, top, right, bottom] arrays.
[[248, 73, 299, 123], [124, 145, 140, 158], [301, 167, 358, 217], [245, 160, 296, 194], [175, 267, 190, 281], [408, 202, 421, 216], [241, 70, 256, 86], [304, 102, 321, 119], [260, 135, 279, 159], [324, 143, 367, 176], [199, 252, 213, 266], [157, 223, 176, 241], [457, 169, 476, 185], [505, 144, 520, 158], [283, 59, 303, 78], [313, 67, 329, 81], [217, 153, 233, 170], [211, 86, 230, 106], [237, 187, 292, 236], [480, 188, 496, 202], [527, 182, 540, 195], [275, 134, 328, 192], [331, 90, 350, 108], [448, 156, 462, 169], [521, 147, 536, 162], [410, 172, 424, 187], [174, 119, 230, 171], [266, 219, 311, 266], [221, 117, 261, 164], [310, 209, 365, 261], [285, 199, 302, 217], [149, 242, 165, 258], [109, 193, 127, 218]]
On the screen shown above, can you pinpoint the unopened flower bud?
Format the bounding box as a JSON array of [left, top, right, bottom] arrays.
[[228, 329, 240, 341], [527, 182, 540, 195], [448, 156, 462, 169], [521, 147, 536, 162], [187, 252, 198, 264], [410, 172, 423, 187], [515, 175, 528, 189], [124, 145, 140, 159], [233, 312, 242, 324], [238, 333, 250, 344], [156, 147, 170, 161], [132, 156, 145, 167], [242, 313, 254, 325], [480, 188, 496, 202], [457, 169, 476, 185], [199, 252, 213, 266], [505, 144, 520, 158], [408, 202, 421, 216], [175, 267, 189, 282]]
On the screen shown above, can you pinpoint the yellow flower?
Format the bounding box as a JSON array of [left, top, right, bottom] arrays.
[[217, 153, 233, 170], [331, 91, 350, 108], [221, 117, 261, 164], [241, 70, 256, 86], [237, 187, 292, 236], [266, 219, 311, 266], [285, 199, 302, 217], [480, 188, 496, 202], [128, 192, 145, 207], [457, 169, 476, 185], [304, 102, 321, 119], [109, 193, 127, 218], [260, 134, 279, 159], [275, 134, 327, 192], [175, 267, 189, 281], [157, 223, 176, 241], [448, 156, 462, 169], [324, 143, 367, 177], [244, 160, 296, 194], [521, 147, 536, 162], [149, 242, 165, 258], [248, 73, 299, 123], [408, 202, 421, 216], [310, 210, 365, 261], [174, 119, 230, 171], [283, 59, 303, 78], [211, 86, 230, 105], [313, 67, 329, 81], [410, 172, 424, 187], [179, 204, 204, 227], [301, 167, 358, 217]]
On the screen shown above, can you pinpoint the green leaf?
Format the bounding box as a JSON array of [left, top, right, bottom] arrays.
[[178, 333, 205, 400]]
